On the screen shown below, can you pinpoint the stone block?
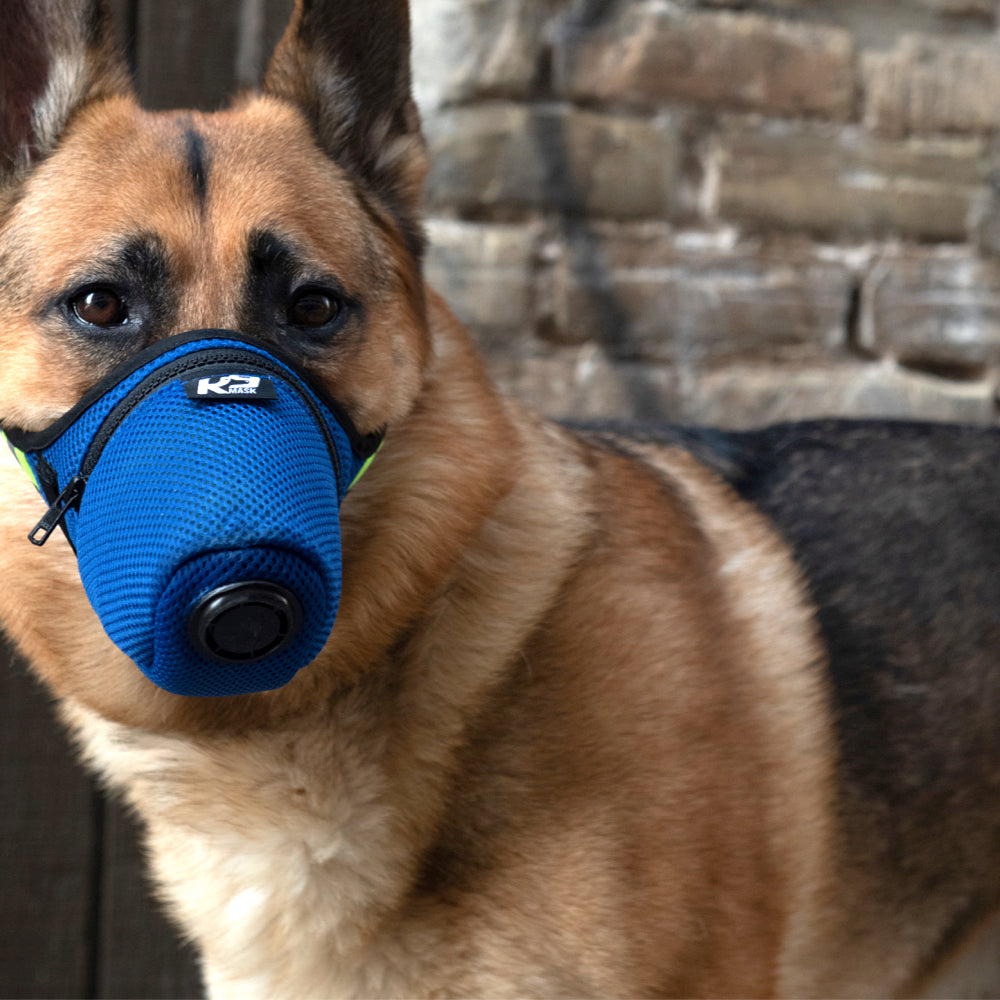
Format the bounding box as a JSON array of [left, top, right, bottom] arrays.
[[424, 219, 539, 353], [859, 248, 1000, 370], [486, 347, 686, 422], [971, 186, 1000, 259], [681, 363, 997, 428], [543, 224, 853, 366], [713, 123, 991, 240], [487, 351, 996, 427], [911, 0, 997, 17], [553, 4, 854, 120], [424, 104, 679, 219], [864, 35, 1000, 137], [411, 0, 554, 111]]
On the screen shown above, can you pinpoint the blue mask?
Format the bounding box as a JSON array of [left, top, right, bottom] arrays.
[[1, 331, 381, 697]]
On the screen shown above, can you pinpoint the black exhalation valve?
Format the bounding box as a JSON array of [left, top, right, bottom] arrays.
[[188, 581, 303, 663]]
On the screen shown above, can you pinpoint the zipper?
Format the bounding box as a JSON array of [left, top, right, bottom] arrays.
[[28, 345, 344, 546], [29, 475, 86, 546]]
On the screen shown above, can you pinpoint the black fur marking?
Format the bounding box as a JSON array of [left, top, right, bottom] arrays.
[[239, 229, 358, 356], [183, 126, 209, 203], [724, 421, 1000, 907]]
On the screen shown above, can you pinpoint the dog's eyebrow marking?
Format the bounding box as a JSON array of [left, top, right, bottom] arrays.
[[183, 126, 209, 203], [56, 233, 171, 295]]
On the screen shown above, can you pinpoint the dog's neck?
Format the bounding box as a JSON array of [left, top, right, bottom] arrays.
[[57, 296, 594, 997]]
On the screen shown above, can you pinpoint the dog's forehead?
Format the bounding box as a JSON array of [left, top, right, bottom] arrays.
[[9, 96, 380, 287]]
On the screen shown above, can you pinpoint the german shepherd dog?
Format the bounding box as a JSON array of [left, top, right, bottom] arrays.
[[2, 1, 1000, 996]]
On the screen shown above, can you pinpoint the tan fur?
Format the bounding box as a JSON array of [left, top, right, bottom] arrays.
[[1, 2, 998, 996]]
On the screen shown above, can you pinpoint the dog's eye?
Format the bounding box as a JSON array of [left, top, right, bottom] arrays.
[[71, 288, 128, 327], [288, 289, 340, 329]]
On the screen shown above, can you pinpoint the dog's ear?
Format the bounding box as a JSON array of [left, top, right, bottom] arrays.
[[0, 0, 132, 184], [264, 0, 428, 254]]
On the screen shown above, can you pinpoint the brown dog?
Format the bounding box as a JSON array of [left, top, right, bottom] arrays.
[[2, 1, 1000, 996]]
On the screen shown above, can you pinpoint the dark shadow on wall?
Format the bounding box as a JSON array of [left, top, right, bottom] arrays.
[[567, 0, 624, 31], [109, 0, 293, 111], [526, 0, 675, 421], [528, 136, 670, 416]]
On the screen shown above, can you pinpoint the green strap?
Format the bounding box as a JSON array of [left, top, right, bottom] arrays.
[[348, 439, 384, 490], [0, 430, 41, 492]]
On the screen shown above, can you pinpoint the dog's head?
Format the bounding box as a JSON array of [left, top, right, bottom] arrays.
[[0, 0, 514, 728], [0, 0, 429, 434]]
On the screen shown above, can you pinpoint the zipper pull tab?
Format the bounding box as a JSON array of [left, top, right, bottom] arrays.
[[29, 475, 86, 546]]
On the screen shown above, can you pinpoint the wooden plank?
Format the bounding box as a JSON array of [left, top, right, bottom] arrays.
[[134, 0, 293, 111], [0, 638, 99, 1000], [235, 0, 294, 91], [0, 641, 202, 999], [135, 0, 242, 110], [97, 802, 204, 999], [264, 0, 295, 56], [108, 0, 138, 70]]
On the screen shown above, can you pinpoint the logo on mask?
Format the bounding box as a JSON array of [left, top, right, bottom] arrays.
[[183, 374, 278, 400]]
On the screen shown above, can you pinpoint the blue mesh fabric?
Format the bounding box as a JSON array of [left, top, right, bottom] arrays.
[[34, 335, 360, 504], [40, 339, 255, 502], [25, 335, 366, 697]]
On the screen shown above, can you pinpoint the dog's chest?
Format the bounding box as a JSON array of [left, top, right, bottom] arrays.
[[66, 703, 441, 999]]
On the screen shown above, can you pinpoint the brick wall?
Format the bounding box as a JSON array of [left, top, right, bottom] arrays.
[[413, 0, 1000, 427]]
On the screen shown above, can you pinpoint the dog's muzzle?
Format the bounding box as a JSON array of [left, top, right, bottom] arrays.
[[1, 331, 381, 697]]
